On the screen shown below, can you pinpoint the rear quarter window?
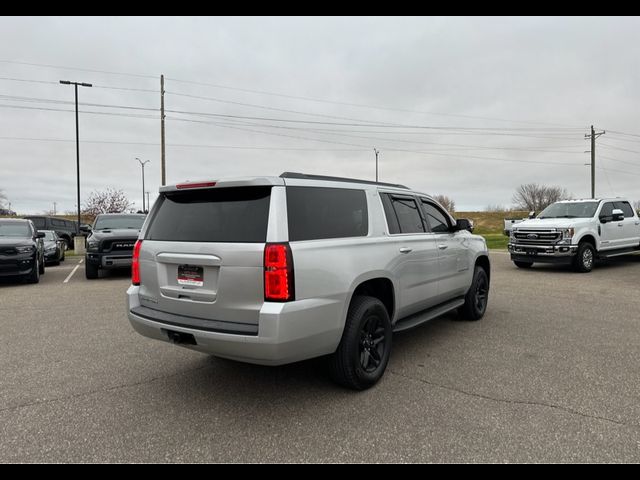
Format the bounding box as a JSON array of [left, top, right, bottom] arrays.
[[145, 186, 271, 243], [286, 186, 368, 241]]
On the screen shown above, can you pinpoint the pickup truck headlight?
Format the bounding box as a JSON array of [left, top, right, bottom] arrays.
[[87, 240, 100, 251], [16, 245, 35, 254], [558, 228, 575, 240]]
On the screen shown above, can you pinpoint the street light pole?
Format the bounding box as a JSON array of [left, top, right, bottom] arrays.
[[135, 158, 150, 212], [60, 80, 92, 234]]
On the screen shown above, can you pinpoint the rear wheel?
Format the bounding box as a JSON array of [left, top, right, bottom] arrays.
[[329, 296, 392, 390], [459, 266, 489, 321], [85, 261, 99, 279], [573, 242, 595, 273], [514, 260, 533, 269]]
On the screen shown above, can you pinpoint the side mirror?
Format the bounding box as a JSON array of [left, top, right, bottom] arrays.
[[612, 208, 625, 222], [80, 224, 92, 233], [456, 218, 474, 233], [36, 232, 45, 238], [528, 211, 536, 219]]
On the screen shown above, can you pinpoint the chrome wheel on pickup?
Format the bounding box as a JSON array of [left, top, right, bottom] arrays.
[[573, 242, 595, 273]]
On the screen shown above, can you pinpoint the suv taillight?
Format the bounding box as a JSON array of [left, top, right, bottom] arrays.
[[264, 243, 294, 302], [132, 240, 142, 286]]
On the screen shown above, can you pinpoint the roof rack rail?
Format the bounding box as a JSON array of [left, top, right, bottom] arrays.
[[279, 172, 408, 189]]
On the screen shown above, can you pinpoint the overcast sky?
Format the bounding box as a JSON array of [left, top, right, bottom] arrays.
[[1, 16, 639, 214]]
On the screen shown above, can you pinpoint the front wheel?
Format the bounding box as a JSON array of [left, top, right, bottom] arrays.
[[25, 259, 40, 284], [85, 261, 99, 279], [459, 266, 489, 321], [329, 296, 392, 390], [573, 242, 595, 273]]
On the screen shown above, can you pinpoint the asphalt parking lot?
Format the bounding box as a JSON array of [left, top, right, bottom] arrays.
[[0, 252, 639, 463]]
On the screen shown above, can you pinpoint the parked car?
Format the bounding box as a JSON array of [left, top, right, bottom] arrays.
[[41, 230, 66, 265], [508, 198, 640, 272], [84, 213, 146, 279], [127, 172, 491, 390], [0, 218, 45, 283], [23, 216, 78, 250]]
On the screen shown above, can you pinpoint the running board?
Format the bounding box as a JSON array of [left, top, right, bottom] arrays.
[[393, 297, 465, 333], [598, 247, 640, 259]]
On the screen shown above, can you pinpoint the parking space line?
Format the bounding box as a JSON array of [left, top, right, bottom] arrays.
[[63, 259, 84, 284]]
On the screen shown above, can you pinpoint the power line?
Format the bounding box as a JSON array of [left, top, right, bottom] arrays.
[[0, 103, 158, 119], [165, 76, 582, 128], [167, 115, 583, 167], [0, 136, 365, 151], [598, 142, 640, 154], [0, 60, 157, 80]]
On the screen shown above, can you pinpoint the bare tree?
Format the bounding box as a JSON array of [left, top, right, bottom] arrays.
[[512, 183, 571, 212], [82, 188, 133, 216], [633, 200, 640, 211], [433, 194, 455, 212]]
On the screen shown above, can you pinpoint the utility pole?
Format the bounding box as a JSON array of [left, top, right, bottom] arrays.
[[160, 74, 166, 186], [585, 125, 605, 199], [53, 202, 57, 215], [374, 148, 380, 182], [145, 191, 150, 212], [60, 80, 92, 234], [136, 158, 150, 212]]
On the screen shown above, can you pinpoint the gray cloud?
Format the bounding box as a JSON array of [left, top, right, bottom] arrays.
[[1, 16, 639, 214]]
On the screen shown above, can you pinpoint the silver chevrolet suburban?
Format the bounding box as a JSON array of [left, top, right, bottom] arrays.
[[127, 172, 491, 389]]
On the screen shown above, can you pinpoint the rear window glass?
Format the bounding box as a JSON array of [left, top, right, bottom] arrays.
[[146, 187, 271, 243], [287, 186, 368, 241]]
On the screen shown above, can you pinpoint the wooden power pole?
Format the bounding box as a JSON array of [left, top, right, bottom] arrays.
[[585, 125, 605, 199]]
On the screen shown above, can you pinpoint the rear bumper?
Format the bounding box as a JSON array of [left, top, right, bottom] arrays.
[[126, 285, 345, 366]]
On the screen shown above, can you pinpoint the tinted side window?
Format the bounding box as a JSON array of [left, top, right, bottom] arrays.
[[146, 187, 271, 243], [29, 217, 46, 229], [422, 201, 450, 233], [390, 196, 425, 234], [51, 219, 65, 227], [614, 201, 635, 218], [287, 187, 368, 241], [380, 193, 400, 234], [600, 202, 614, 220]]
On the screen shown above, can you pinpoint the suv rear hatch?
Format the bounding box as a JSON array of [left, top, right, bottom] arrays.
[[137, 184, 274, 331]]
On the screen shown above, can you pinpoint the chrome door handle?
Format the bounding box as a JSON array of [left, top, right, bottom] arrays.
[[438, 244, 448, 250], [399, 247, 412, 254]]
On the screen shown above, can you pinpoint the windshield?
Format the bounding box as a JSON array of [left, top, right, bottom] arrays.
[[94, 215, 145, 230], [0, 222, 31, 237], [538, 202, 599, 219], [42, 231, 56, 241]]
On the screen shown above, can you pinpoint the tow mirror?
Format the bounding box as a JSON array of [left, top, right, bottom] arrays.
[[612, 209, 625, 222], [528, 211, 536, 219], [36, 232, 45, 239]]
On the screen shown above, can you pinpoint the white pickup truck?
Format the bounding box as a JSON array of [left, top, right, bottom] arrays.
[[508, 198, 640, 272]]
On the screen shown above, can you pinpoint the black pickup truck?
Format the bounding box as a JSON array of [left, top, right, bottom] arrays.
[[84, 213, 146, 279]]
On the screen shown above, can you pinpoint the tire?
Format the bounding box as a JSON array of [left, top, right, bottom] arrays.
[[514, 261, 533, 269], [85, 261, 99, 279], [60, 250, 65, 262], [459, 266, 489, 321], [39, 256, 45, 275], [573, 242, 595, 273], [329, 296, 392, 390], [25, 259, 40, 284]]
